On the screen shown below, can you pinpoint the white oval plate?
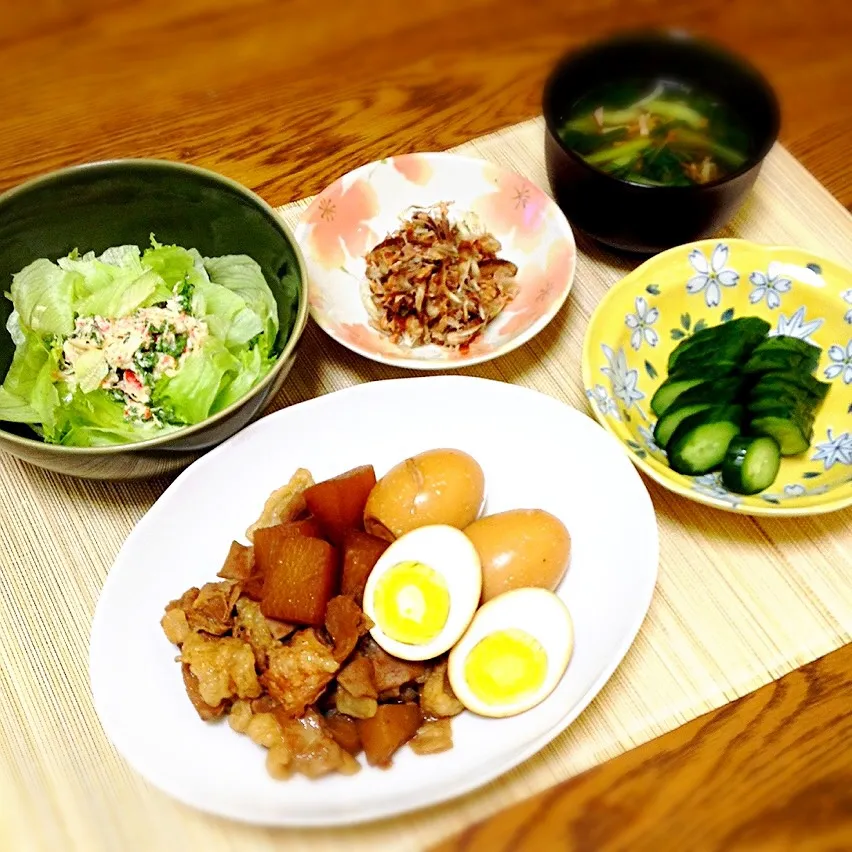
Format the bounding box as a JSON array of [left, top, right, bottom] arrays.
[[89, 376, 658, 827]]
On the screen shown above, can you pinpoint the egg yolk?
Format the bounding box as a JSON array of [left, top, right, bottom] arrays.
[[373, 561, 450, 645], [463, 629, 548, 706]]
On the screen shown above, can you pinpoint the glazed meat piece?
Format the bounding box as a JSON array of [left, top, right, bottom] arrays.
[[165, 587, 200, 612], [409, 718, 453, 755], [161, 608, 191, 646], [228, 699, 253, 733], [266, 617, 297, 641], [185, 580, 241, 636], [233, 597, 278, 669], [261, 629, 339, 717], [340, 530, 389, 605], [268, 708, 360, 779], [362, 636, 427, 693], [246, 468, 315, 541], [324, 595, 373, 662], [337, 655, 377, 699], [181, 664, 228, 721], [334, 686, 377, 719], [180, 632, 262, 707], [217, 541, 255, 581], [420, 660, 464, 718]]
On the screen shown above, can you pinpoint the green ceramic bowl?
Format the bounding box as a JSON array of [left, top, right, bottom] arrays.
[[0, 160, 308, 480]]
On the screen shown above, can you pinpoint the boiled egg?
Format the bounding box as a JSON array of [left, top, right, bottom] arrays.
[[465, 509, 571, 602], [363, 449, 485, 541], [448, 587, 573, 718], [362, 524, 482, 662]]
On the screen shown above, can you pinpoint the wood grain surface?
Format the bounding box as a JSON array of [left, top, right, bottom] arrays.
[[433, 642, 852, 852], [3, 3, 852, 850], [3, 0, 852, 209]]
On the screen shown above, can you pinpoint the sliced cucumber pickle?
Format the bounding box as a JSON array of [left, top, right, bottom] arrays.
[[667, 406, 743, 476], [722, 436, 782, 495]]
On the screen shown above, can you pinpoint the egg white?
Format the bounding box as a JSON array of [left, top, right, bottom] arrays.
[[447, 587, 574, 717], [362, 524, 483, 661]]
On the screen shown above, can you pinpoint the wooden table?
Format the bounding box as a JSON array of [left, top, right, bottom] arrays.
[[3, 1, 852, 848]]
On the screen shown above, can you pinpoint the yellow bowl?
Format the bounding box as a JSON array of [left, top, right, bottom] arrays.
[[582, 239, 852, 515]]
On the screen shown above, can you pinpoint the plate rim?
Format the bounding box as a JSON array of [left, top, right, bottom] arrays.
[[581, 238, 852, 517], [89, 375, 658, 826], [292, 152, 577, 370]]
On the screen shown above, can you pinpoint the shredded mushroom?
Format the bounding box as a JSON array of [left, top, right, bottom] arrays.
[[364, 203, 518, 349]]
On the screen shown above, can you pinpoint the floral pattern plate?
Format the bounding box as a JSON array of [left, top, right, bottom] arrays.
[[582, 239, 852, 516], [293, 153, 576, 368]]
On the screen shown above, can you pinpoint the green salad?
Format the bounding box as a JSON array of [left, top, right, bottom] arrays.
[[0, 237, 293, 447]]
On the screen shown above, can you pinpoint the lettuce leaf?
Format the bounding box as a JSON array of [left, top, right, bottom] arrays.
[[0, 387, 40, 423], [54, 389, 178, 447], [76, 268, 165, 318], [153, 338, 239, 424], [142, 242, 207, 290], [203, 255, 278, 354], [2, 330, 49, 401], [30, 346, 63, 440], [212, 344, 268, 411], [192, 279, 264, 350], [10, 259, 77, 337]]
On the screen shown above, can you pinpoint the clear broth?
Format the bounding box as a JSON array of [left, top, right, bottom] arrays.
[[559, 78, 753, 186]]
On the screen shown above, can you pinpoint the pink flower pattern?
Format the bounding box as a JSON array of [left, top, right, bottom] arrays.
[[391, 155, 433, 186], [304, 178, 380, 270], [471, 165, 551, 252], [496, 242, 576, 338]]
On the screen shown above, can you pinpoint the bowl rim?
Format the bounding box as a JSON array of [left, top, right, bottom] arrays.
[[581, 237, 852, 517], [542, 28, 782, 193], [294, 149, 577, 370], [0, 157, 309, 455]]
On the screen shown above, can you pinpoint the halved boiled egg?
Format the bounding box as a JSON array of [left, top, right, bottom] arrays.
[[362, 524, 482, 662], [448, 587, 574, 718]]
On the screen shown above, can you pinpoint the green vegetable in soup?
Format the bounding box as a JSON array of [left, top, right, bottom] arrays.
[[558, 79, 751, 186], [0, 236, 298, 447]]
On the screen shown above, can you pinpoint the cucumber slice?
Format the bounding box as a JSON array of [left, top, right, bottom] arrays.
[[722, 436, 782, 495], [747, 396, 817, 427], [751, 335, 822, 361], [667, 406, 743, 475], [751, 371, 830, 402], [667, 317, 770, 373], [743, 350, 813, 374], [668, 360, 740, 380], [749, 413, 812, 456], [664, 376, 745, 411], [650, 377, 704, 417], [654, 402, 714, 449]]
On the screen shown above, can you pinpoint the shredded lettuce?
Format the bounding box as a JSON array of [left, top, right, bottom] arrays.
[[0, 235, 290, 446]]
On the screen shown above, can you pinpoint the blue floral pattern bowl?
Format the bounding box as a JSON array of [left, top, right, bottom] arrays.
[[582, 239, 852, 515]]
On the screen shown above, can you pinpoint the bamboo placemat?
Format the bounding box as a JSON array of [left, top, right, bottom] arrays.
[[1, 118, 851, 852]]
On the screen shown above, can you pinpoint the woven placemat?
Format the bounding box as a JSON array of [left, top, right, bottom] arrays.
[[2, 118, 851, 852]]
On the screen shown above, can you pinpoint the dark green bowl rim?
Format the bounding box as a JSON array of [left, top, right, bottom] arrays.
[[0, 158, 309, 456]]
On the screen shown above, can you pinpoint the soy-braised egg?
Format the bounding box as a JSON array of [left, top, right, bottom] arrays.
[[362, 524, 482, 662], [363, 449, 485, 540], [448, 587, 574, 718]]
